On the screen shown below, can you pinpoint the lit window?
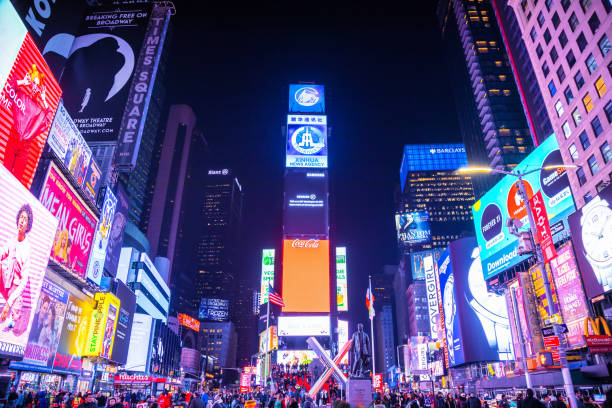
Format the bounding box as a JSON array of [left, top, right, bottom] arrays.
[[548, 80, 557, 96], [562, 121, 571, 138], [586, 54, 598, 74], [595, 77, 607, 97], [587, 155, 600, 175], [489, 41, 496, 46], [503, 89, 511, 96], [499, 75, 507, 81], [583, 93, 594, 112], [599, 34, 611, 56], [584, 192, 593, 203], [555, 100, 565, 117], [573, 108, 583, 125], [478, 47, 488, 53], [495, 61, 503, 67], [569, 144, 579, 162]]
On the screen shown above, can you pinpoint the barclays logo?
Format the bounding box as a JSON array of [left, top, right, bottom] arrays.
[[295, 87, 320, 106]]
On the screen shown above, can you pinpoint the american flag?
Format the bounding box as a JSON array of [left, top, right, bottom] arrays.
[[268, 284, 285, 307]]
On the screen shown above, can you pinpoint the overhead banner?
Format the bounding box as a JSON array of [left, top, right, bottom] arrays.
[[472, 136, 575, 280], [0, 32, 62, 188], [395, 211, 432, 248], [52, 295, 93, 374], [286, 115, 327, 168], [529, 191, 557, 263], [59, 4, 154, 142], [84, 292, 120, 358], [336, 247, 348, 312], [283, 170, 329, 236], [259, 249, 275, 305], [104, 184, 129, 277], [86, 187, 117, 285], [567, 184, 612, 299], [46, 102, 102, 201], [288, 84, 325, 113], [111, 281, 136, 365], [0, 165, 57, 358], [39, 162, 98, 279], [115, 6, 170, 168]]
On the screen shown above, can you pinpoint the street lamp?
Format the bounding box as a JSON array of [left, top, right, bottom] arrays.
[[458, 164, 579, 408]]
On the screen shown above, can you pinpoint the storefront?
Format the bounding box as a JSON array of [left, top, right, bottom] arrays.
[[113, 374, 168, 395]]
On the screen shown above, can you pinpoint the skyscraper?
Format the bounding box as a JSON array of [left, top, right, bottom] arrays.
[[372, 266, 397, 374], [437, 0, 536, 196], [508, 0, 612, 209]]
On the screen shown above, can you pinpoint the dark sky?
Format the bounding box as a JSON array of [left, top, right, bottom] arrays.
[[166, 4, 461, 326]]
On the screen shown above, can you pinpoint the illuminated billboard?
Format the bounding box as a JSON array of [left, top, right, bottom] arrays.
[[410, 249, 444, 281], [125, 313, 153, 372], [282, 239, 330, 313], [47, 102, 102, 201], [288, 84, 325, 113], [260, 249, 275, 305], [84, 292, 120, 358], [0, 165, 58, 358], [338, 319, 349, 364], [53, 295, 93, 374], [0, 33, 62, 188], [198, 298, 229, 321], [568, 184, 612, 299], [336, 247, 348, 312], [438, 238, 514, 367], [424, 254, 440, 340], [284, 170, 329, 236], [395, 211, 431, 248], [39, 163, 98, 279], [111, 281, 136, 365], [86, 187, 117, 285], [472, 136, 575, 280], [178, 313, 200, 332], [0, 0, 27, 94], [399, 144, 468, 192], [286, 115, 327, 168], [104, 184, 129, 277], [276, 350, 318, 365], [278, 316, 330, 336]]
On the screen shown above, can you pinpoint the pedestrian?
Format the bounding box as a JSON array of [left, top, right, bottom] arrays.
[[8, 387, 18, 408], [188, 393, 204, 408], [602, 390, 612, 408], [467, 394, 481, 408], [551, 394, 566, 408], [499, 396, 510, 408], [17, 390, 25, 408], [78, 394, 98, 408], [523, 389, 545, 408]]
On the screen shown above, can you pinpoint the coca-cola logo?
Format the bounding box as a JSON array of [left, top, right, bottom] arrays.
[[291, 239, 320, 248]]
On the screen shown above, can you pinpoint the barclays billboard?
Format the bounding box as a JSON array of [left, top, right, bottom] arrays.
[[472, 136, 575, 280], [289, 84, 325, 113]]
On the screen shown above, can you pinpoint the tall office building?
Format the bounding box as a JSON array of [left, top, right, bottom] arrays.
[[437, 0, 536, 196], [396, 144, 475, 252], [200, 321, 238, 380], [372, 267, 397, 374], [405, 281, 430, 338], [508, 0, 612, 209]]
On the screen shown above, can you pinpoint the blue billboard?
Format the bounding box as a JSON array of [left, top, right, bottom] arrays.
[[400, 144, 468, 192], [410, 248, 444, 280], [286, 115, 328, 168], [199, 298, 229, 321], [472, 135, 576, 280], [289, 84, 325, 113], [395, 210, 431, 248], [439, 238, 514, 367]]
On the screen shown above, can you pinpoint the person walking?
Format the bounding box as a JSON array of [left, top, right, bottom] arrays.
[[523, 389, 545, 408], [467, 394, 481, 408]]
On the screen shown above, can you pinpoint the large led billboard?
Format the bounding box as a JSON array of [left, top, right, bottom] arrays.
[[125, 313, 153, 372], [284, 170, 329, 236], [395, 211, 432, 248], [472, 136, 575, 280], [0, 0, 27, 90], [288, 84, 325, 113], [336, 247, 348, 312], [111, 281, 136, 365], [104, 184, 129, 277], [0, 33, 62, 188], [282, 239, 330, 313], [276, 350, 317, 365], [411, 248, 444, 281], [39, 162, 98, 280], [286, 115, 327, 168], [59, 4, 153, 142], [399, 144, 469, 192], [84, 292, 120, 359], [0, 165, 58, 358], [52, 295, 93, 374], [260, 249, 275, 305], [277, 316, 330, 336], [438, 238, 514, 367], [337, 319, 349, 364], [86, 187, 117, 285], [198, 298, 229, 321]]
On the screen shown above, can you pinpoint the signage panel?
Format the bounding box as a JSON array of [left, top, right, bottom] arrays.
[[104, 184, 129, 277], [424, 255, 440, 340], [276, 350, 318, 365], [288, 84, 325, 113], [259, 249, 275, 305], [178, 313, 200, 332], [198, 298, 229, 322], [111, 281, 136, 365], [125, 313, 153, 372], [472, 136, 575, 280], [84, 292, 120, 358], [411, 249, 444, 281], [529, 191, 557, 263], [284, 170, 329, 236], [86, 187, 117, 285], [337, 319, 349, 364], [0, 165, 57, 358], [0, 0, 27, 90], [277, 316, 330, 336], [53, 295, 93, 374], [400, 144, 468, 191], [336, 247, 348, 312], [529, 264, 561, 326], [395, 211, 432, 248], [286, 115, 327, 168]]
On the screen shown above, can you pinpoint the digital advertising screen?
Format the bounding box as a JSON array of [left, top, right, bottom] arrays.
[[86, 187, 117, 285], [439, 238, 514, 367], [568, 184, 612, 299], [276, 350, 318, 365], [125, 313, 153, 372], [178, 313, 200, 332], [395, 211, 432, 248], [260, 249, 275, 305], [424, 253, 440, 340], [104, 184, 129, 277], [59, 4, 153, 142], [282, 239, 330, 313], [52, 295, 93, 374], [84, 292, 120, 358], [336, 247, 348, 312], [399, 144, 468, 192], [337, 319, 349, 364], [411, 248, 444, 281], [0, 165, 58, 358], [277, 316, 330, 336], [288, 84, 325, 113], [284, 170, 329, 236], [39, 162, 98, 279], [198, 298, 229, 321], [0, 32, 62, 188], [0, 0, 27, 91], [286, 115, 327, 168], [14, 278, 69, 370], [472, 136, 576, 280], [111, 280, 136, 365]]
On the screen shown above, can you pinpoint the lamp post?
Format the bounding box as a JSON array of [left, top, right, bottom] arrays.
[[457, 165, 578, 408]]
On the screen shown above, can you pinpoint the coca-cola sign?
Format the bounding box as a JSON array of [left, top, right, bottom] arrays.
[[291, 239, 320, 248]]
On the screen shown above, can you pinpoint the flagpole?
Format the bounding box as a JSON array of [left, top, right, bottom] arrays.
[[266, 288, 272, 389], [369, 275, 376, 382]]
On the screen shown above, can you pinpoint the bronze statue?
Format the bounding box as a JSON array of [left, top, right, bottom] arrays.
[[350, 323, 371, 377]]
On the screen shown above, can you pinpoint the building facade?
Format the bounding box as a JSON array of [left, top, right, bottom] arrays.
[[405, 281, 430, 338], [372, 267, 397, 374], [200, 321, 238, 378], [508, 0, 612, 208]]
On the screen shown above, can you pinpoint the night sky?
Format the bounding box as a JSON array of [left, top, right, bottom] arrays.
[[166, 4, 461, 326]]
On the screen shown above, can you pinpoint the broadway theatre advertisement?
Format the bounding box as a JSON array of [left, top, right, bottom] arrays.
[[0, 33, 62, 188], [39, 162, 98, 279], [16, 278, 69, 369], [0, 165, 58, 358], [53, 295, 93, 374]]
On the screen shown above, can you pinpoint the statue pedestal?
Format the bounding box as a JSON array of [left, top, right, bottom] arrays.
[[347, 378, 372, 408]]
